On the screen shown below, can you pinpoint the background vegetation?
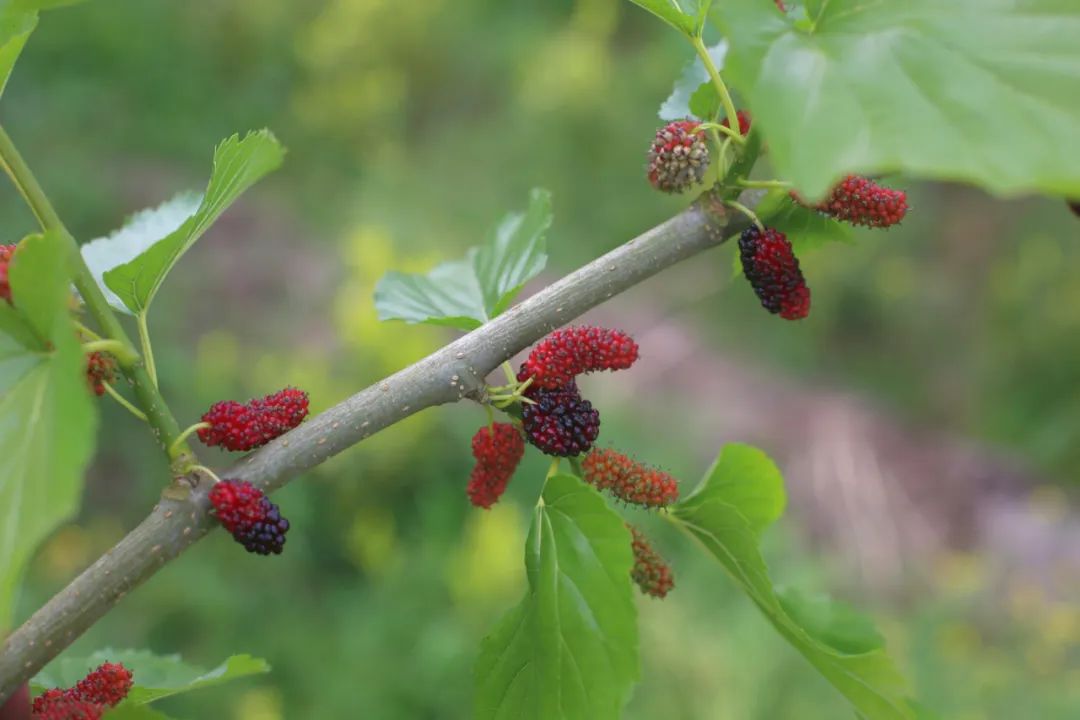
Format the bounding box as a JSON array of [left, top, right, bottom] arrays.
[[4, 1, 1078, 717]]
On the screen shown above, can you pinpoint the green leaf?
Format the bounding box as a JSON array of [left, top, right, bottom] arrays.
[[712, 1, 1080, 199], [0, 231, 96, 631], [0, 7, 36, 101], [626, 0, 695, 36], [374, 188, 551, 331], [659, 42, 727, 121], [104, 705, 175, 720], [34, 649, 270, 705], [103, 131, 284, 314], [671, 443, 922, 720], [475, 474, 639, 720], [81, 193, 202, 314]]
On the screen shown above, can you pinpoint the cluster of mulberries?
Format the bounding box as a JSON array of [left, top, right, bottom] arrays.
[[738, 226, 811, 320], [468, 423, 525, 508], [208, 479, 290, 555], [804, 175, 908, 228], [198, 387, 309, 451], [513, 325, 639, 458], [628, 525, 674, 599], [32, 662, 133, 719], [520, 326, 639, 389], [85, 352, 117, 397], [581, 448, 679, 508], [721, 110, 752, 136], [647, 120, 710, 193], [0, 244, 15, 304]]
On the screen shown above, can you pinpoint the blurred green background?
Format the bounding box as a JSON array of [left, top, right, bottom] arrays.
[[5, 0, 1079, 718]]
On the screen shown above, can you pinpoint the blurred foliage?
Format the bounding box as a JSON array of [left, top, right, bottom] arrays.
[[4, 0, 1079, 718]]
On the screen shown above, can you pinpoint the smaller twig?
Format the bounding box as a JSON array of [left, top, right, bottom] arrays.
[[169, 423, 210, 461], [102, 383, 148, 422]]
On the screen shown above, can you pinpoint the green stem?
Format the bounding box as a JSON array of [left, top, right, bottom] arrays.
[[569, 456, 585, 478], [692, 37, 741, 144], [501, 361, 517, 386], [136, 311, 157, 387], [0, 125, 192, 465], [73, 320, 103, 341], [738, 178, 791, 190], [546, 458, 561, 479], [169, 423, 209, 461], [102, 382, 148, 422], [696, 121, 745, 145], [81, 339, 138, 367], [727, 200, 765, 231]]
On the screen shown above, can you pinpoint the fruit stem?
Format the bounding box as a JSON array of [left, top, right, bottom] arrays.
[[738, 178, 791, 190], [102, 383, 148, 422], [726, 200, 765, 232], [0, 125, 191, 462], [695, 122, 745, 145], [169, 422, 210, 461], [692, 37, 741, 146], [569, 455, 585, 478], [485, 404, 495, 432], [74, 320, 103, 341], [500, 361, 517, 386], [81, 339, 137, 367], [136, 311, 157, 387], [188, 463, 223, 485], [546, 458, 561, 479]]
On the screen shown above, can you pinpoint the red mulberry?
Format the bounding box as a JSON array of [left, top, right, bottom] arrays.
[[0, 244, 15, 304], [807, 175, 908, 228], [198, 387, 309, 451], [520, 326, 639, 390], [738, 226, 810, 320], [629, 525, 675, 599], [720, 110, 752, 136], [520, 379, 600, 457], [209, 479, 290, 555], [647, 120, 710, 193], [72, 663, 132, 708], [467, 423, 525, 508], [85, 352, 117, 397], [581, 448, 679, 508], [32, 693, 102, 719], [32, 661, 131, 719]]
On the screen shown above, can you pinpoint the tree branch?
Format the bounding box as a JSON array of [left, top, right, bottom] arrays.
[[0, 190, 756, 701]]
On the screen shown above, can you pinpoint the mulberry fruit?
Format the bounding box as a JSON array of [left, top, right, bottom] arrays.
[[520, 379, 600, 457], [32, 693, 102, 720], [467, 423, 525, 508], [32, 661, 132, 719], [85, 352, 117, 397], [629, 525, 675, 599], [807, 175, 908, 228], [209, 479, 290, 555], [647, 120, 710, 193], [581, 448, 679, 508], [0, 244, 15, 304], [73, 663, 133, 708], [738, 226, 810, 320], [520, 326, 639, 389], [720, 110, 752, 136], [198, 387, 309, 451]]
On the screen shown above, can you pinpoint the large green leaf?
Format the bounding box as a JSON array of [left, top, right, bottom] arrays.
[[711, 1, 1080, 199], [658, 42, 728, 121], [475, 474, 639, 720], [626, 0, 695, 36], [374, 188, 551, 331], [103, 131, 284, 314], [0, 232, 96, 632], [0, 6, 37, 99], [0, 0, 88, 99], [34, 649, 270, 705], [671, 443, 922, 720], [81, 193, 202, 313]]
